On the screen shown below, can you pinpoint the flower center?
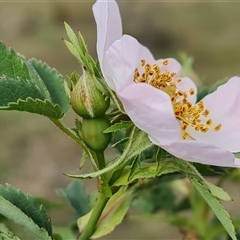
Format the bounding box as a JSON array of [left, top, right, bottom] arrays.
[[133, 59, 222, 140]]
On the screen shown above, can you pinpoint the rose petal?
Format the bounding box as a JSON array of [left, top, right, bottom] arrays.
[[234, 157, 240, 167], [93, 0, 122, 65], [118, 83, 181, 145], [176, 77, 197, 104], [149, 138, 236, 167], [102, 35, 140, 91], [158, 58, 182, 80], [189, 77, 240, 152], [139, 43, 155, 64]]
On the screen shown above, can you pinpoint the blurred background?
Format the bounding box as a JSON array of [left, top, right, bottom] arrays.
[[1, 0, 240, 239]]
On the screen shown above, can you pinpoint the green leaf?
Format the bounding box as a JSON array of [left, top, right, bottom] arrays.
[[5, 97, 63, 119], [103, 121, 133, 133], [125, 129, 152, 161], [111, 137, 129, 148], [128, 156, 141, 182], [93, 188, 133, 238], [0, 76, 45, 105], [0, 86, 63, 118], [22, 56, 52, 100], [113, 162, 177, 186], [56, 180, 90, 218], [208, 77, 229, 94], [107, 89, 125, 114], [64, 22, 94, 73], [189, 177, 236, 240], [66, 127, 152, 179], [28, 58, 70, 114], [0, 184, 52, 240], [64, 21, 80, 50], [0, 41, 69, 118], [176, 160, 235, 240], [155, 147, 164, 175], [79, 151, 88, 169], [0, 223, 21, 240], [197, 77, 228, 102], [0, 42, 49, 101], [0, 42, 30, 80], [64, 40, 82, 64], [175, 160, 231, 201], [197, 87, 209, 102], [204, 181, 231, 201], [77, 187, 133, 239]]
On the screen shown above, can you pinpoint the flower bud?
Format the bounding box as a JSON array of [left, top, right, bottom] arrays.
[[71, 71, 110, 119], [82, 115, 111, 152]]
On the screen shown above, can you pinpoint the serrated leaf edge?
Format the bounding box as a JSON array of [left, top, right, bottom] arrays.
[[0, 196, 51, 240]]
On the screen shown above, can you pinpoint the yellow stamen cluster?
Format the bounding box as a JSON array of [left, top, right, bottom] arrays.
[[134, 59, 222, 140]]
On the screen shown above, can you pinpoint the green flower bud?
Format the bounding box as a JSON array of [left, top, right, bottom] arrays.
[[71, 71, 110, 119], [82, 115, 111, 152]]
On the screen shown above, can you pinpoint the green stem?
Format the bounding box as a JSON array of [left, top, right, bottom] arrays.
[[49, 118, 89, 152], [51, 118, 109, 239], [50, 118, 101, 170], [79, 192, 109, 240], [95, 151, 105, 169]]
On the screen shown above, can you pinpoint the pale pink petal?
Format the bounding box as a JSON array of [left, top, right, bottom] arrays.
[[102, 35, 140, 91], [93, 0, 122, 65], [149, 138, 236, 167], [139, 43, 155, 64], [177, 77, 197, 104], [158, 58, 182, 80], [189, 77, 240, 152], [118, 83, 181, 145], [234, 158, 240, 167]]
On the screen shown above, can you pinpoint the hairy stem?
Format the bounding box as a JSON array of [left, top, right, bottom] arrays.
[[49, 118, 89, 152]]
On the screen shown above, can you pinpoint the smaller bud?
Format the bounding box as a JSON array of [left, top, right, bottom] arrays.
[[82, 115, 111, 152], [71, 70, 110, 119]]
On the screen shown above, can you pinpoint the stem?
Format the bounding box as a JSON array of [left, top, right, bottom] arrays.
[[79, 192, 109, 240], [95, 151, 106, 169], [51, 118, 109, 239], [49, 118, 89, 152]]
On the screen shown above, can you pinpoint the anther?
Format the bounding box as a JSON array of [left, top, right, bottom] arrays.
[[202, 109, 210, 117], [163, 60, 169, 66], [206, 119, 212, 126], [133, 58, 223, 140], [189, 88, 195, 95], [214, 124, 222, 131], [141, 59, 146, 66]]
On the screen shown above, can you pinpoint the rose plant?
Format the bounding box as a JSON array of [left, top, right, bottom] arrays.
[[0, 0, 239, 240]]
